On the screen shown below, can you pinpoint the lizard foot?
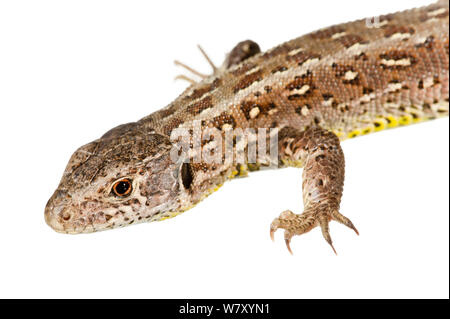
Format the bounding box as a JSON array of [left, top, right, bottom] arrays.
[[174, 40, 260, 83], [270, 204, 359, 255], [174, 45, 217, 84]]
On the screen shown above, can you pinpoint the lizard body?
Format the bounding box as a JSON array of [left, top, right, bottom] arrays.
[[45, 1, 449, 253]]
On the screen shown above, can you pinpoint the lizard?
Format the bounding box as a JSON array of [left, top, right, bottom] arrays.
[[45, 0, 449, 254]]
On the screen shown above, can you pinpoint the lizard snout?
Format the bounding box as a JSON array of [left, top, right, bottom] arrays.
[[45, 190, 76, 233]]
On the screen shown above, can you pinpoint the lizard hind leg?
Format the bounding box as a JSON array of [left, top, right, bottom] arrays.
[[174, 40, 261, 84], [174, 45, 217, 83], [271, 127, 359, 255]]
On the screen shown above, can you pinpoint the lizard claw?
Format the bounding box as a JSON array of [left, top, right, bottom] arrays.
[[319, 215, 338, 255], [285, 238, 293, 255], [270, 217, 295, 255], [332, 210, 359, 236], [270, 227, 276, 242], [270, 210, 295, 242], [270, 205, 357, 254]]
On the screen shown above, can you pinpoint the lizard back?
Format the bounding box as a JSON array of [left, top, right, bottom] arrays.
[[141, 1, 448, 141]]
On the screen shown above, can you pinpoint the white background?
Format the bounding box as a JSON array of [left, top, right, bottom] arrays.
[[0, 0, 448, 299]]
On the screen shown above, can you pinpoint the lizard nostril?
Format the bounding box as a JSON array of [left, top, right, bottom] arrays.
[[45, 204, 66, 232], [60, 211, 71, 221]]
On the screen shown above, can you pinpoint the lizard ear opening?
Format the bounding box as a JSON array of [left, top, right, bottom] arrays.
[[181, 162, 193, 190]]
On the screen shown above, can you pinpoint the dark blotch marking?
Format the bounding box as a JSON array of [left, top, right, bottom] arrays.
[[285, 71, 314, 94], [314, 117, 321, 125], [310, 26, 345, 40], [186, 96, 213, 115], [240, 101, 257, 120], [209, 112, 236, 130], [415, 36, 435, 50], [334, 65, 360, 85], [288, 94, 301, 101], [433, 76, 441, 85], [363, 87, 374, 95], [271, 66, 288, 74], [295, 104, 311, 116], [315, 154, 326, 162], [231, 62, 257, 76], [240, 100, 276, 119], [286, 50, 321, 66], [355, 52, 368, 61], [185, 78, 222, 101], [258, 102, 277, 116], [233, 70, 263, 93], [322, 93, 333, 100], [336, 34, 367, 48], [384, 25, 415, 38], [240, 100, 268, 120], [379, 50, 417, 69], [418, 80, 424, 89]]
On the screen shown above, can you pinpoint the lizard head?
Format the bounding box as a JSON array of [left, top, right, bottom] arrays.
[[44, 122, 193, 234]]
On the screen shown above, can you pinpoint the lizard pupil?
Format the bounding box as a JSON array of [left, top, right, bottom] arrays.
[[113, 179, 132, 197]]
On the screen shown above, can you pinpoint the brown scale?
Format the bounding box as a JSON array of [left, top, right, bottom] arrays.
[[230, 62, 257, 76], [271, 65, 288, 74], [261, 43, 291, 59], [383, 25, 416, 38], [184, 78, 222, 101], [310, 26, 346, 40], [233, 70, 263, 93], [286, 50, 321, 65], [334, 65, 360, 85], [186, 96, 214, 115], [335, 34, 368, 48], [207, 112, 236, 130], [379, 50, 419, 69]]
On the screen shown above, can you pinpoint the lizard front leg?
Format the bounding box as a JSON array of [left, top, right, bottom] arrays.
[[270, 127, 359, 254]]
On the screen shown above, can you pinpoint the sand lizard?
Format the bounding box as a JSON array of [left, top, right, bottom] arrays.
[[45, 1, 449, 254]]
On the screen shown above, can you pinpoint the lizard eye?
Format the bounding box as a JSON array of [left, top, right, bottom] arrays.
[[112, 178, 133, 197]]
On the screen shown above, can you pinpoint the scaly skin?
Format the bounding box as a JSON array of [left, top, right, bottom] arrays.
[[45, 1, 449, 254]]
